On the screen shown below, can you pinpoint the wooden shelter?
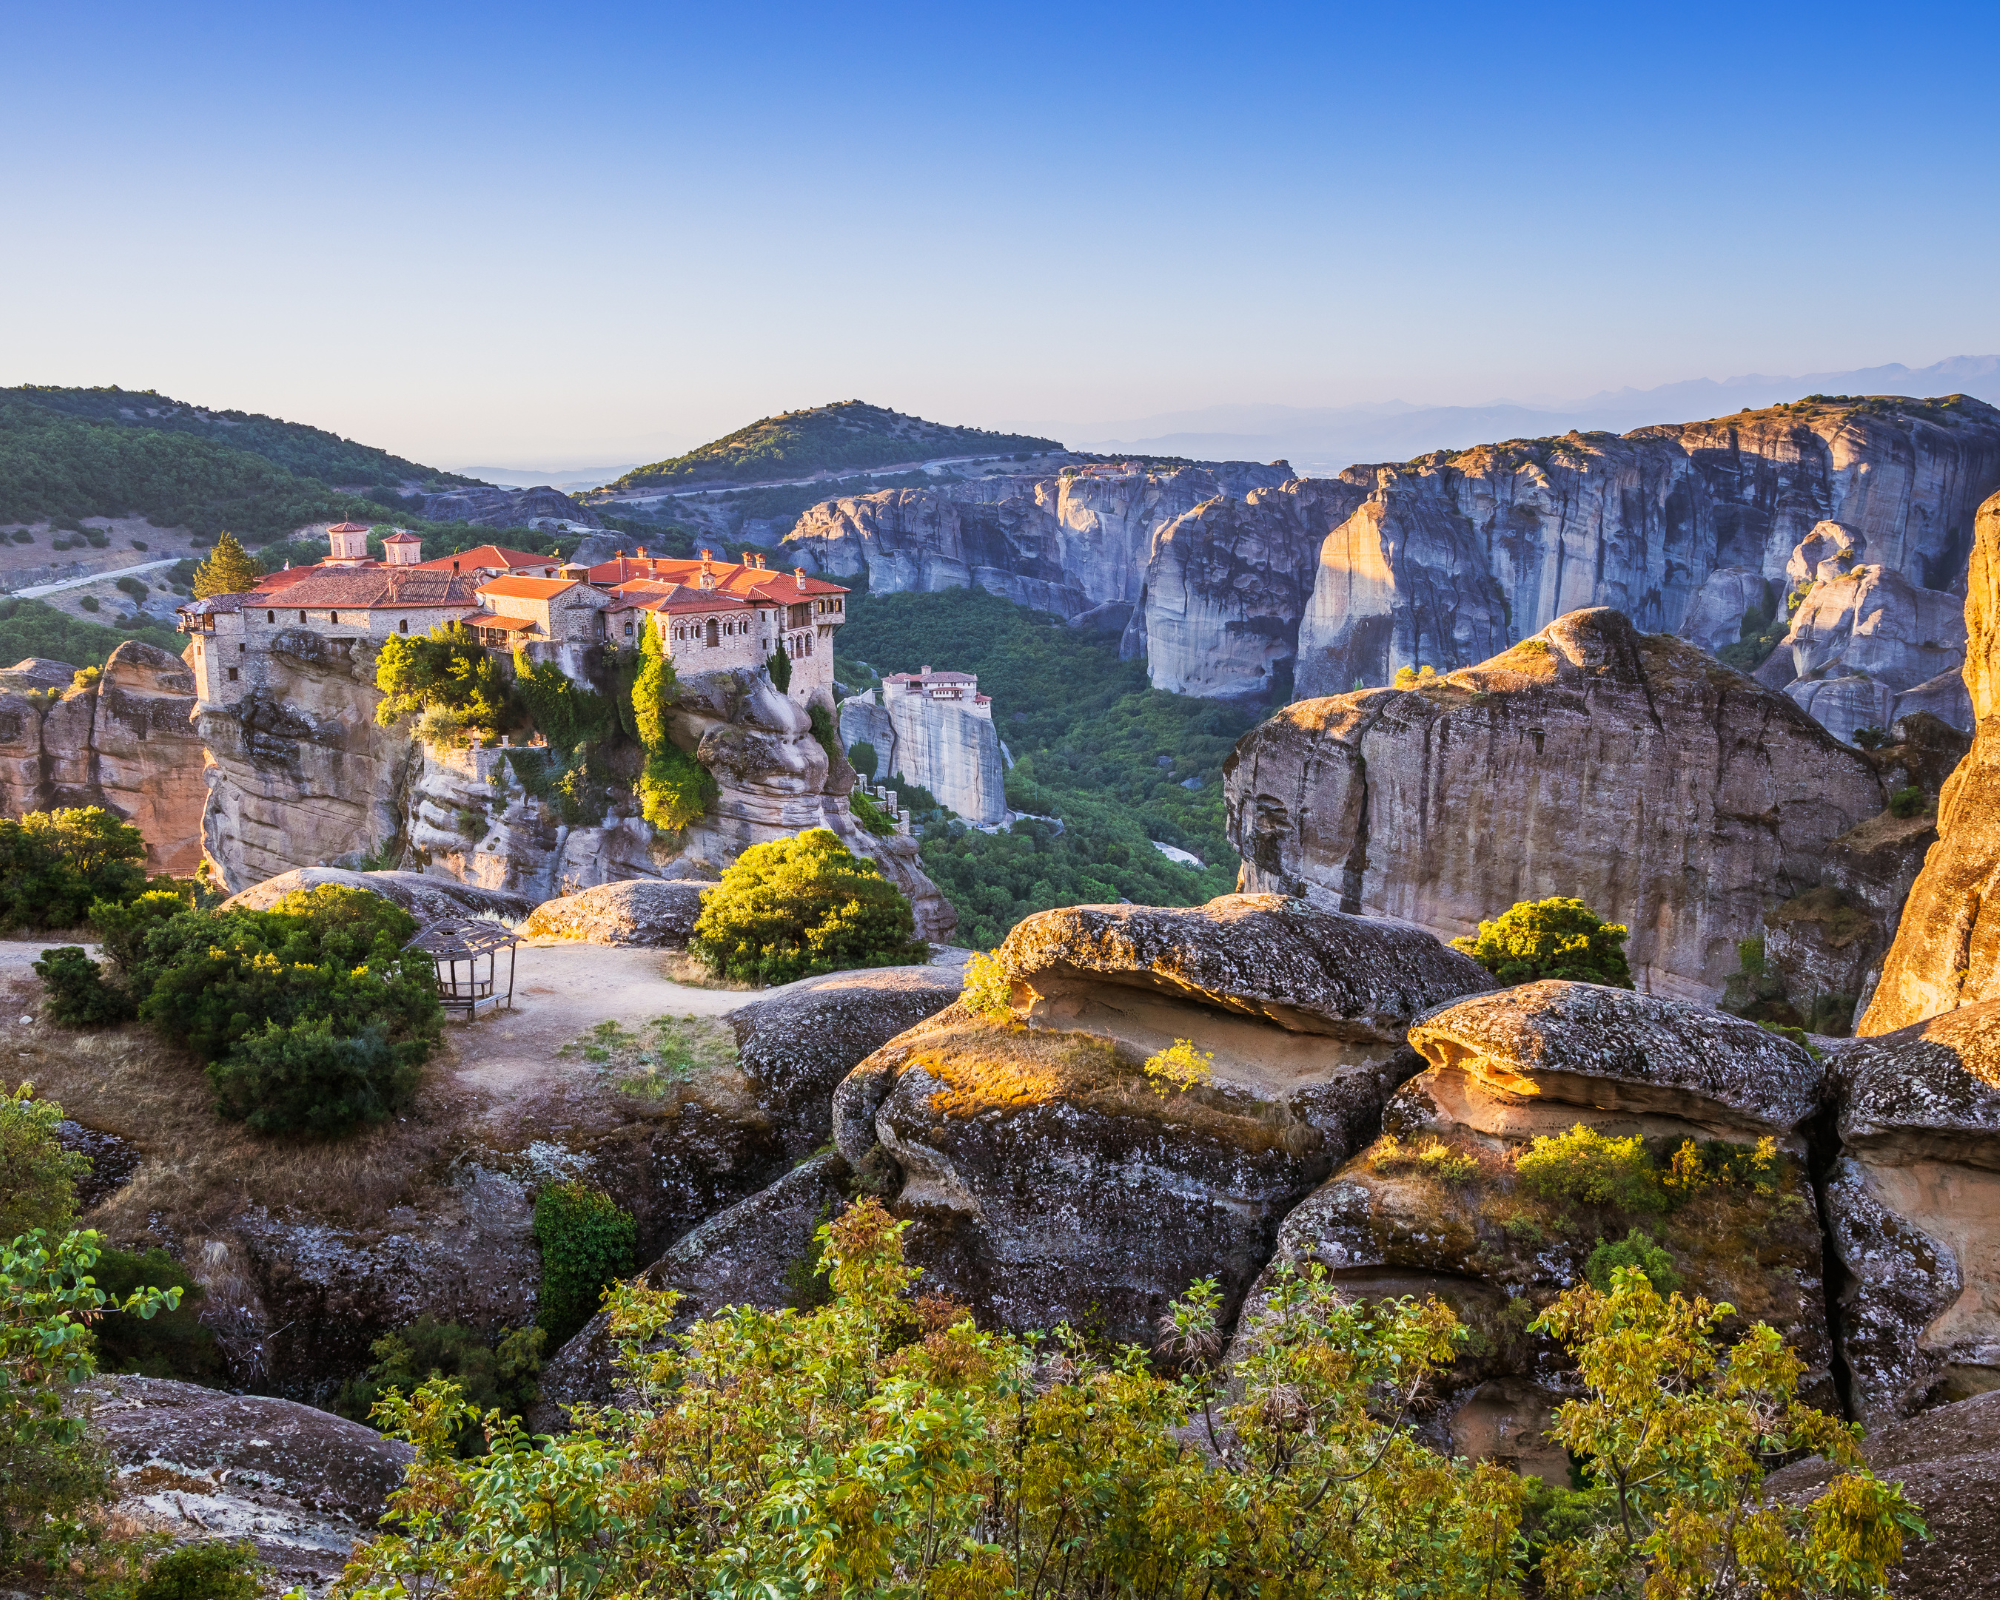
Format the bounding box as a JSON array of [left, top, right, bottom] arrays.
[[406, 916, 518, 1019]]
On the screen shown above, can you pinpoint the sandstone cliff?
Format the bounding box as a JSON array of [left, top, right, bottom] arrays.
[[1225, 608, 1885, 1000], [838, 686, 1008, 824], [1859, 486, 2000, 1033], [0, 642, 206, 873]]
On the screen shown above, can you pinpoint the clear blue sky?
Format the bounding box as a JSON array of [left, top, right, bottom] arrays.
[[5, 0, 1997, 466]]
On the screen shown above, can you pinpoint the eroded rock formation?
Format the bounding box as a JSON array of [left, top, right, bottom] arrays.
[[0, 642, 206, 872], [521, 877, 712, 944], [1226, 608, 1885, 1000], [839, 683, 1008, 824]]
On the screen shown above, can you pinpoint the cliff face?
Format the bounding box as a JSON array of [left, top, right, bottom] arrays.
[[1225, 608, 1885, 1001], [1860, 488, 2000, 1033], [838, 688, 1008, 825], [0, 642, 206, 873]]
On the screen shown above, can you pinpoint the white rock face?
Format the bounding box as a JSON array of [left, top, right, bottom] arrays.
[[839, 687, 1006, 825], [1679, 566, 1773, 653], [1784, 675, 1898, 747], [1775, 565, 1968, 693]]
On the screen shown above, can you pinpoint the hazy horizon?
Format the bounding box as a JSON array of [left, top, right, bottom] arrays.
[[8, 1, 1998, 468]]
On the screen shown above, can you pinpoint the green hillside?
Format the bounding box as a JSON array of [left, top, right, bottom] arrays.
[[611, 401, 1061, 489], [2, 386, 477, 490]]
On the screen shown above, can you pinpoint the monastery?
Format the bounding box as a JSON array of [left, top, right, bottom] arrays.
[[178, 523, 847, 712]]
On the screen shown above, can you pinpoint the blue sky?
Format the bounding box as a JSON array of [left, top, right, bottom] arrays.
[[5, 0, 1998, 466]]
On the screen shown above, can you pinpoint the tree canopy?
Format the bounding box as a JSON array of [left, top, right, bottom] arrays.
[[689, 828, 925, 984], [190, 531, 261, 597], [1452, 896, 1635, 988]]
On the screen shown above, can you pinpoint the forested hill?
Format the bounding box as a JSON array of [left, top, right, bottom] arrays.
[[1, 386, 478, 491], [611, 401, 1062, 489]]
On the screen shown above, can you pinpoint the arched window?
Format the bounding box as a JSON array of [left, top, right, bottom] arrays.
[[330, 611, 339, 624], [705, 617, 719, 648], [266, 610, 275, 624], [399, 619, 409, 634]]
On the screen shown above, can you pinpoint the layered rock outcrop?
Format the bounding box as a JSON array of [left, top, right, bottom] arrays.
[[1236, 980, 1833, 1468], [1823, 1001, 2000, 1422], [838, 683, 1007, 824], [828, 895, 1493, 1342], [0, 642, 206, 872], [1226, 608, 1886, 1001], [1860, 487, 2000, 1033]]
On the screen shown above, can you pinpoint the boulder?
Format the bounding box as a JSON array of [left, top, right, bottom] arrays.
[[1783, 674, 1895, 747], [1775, 564, 1967, 695], [1822, 1000, 2000, 1421], [533, 1151, 852, 1425], [829, 896, 1496, 1344], [85, 1374, 412, 1584], [1897, 666, 1974, 732], [1862, 488, 2000, 1033], [1785, 520, 1864, 588], [1764, 1391, 2000, 1600], [1678, 566, 1771, 654], [221, 866, 534, 922], [1228, 608, 1886, 1001], [1235, 979, 1834, 1464], [522, 878, 712, 945], [0, 654, 78, 691]]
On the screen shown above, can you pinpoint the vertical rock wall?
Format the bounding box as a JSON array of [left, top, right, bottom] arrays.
[[839, 688, 1007, 825]]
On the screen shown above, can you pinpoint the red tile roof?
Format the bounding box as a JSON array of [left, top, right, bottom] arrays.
[[474, 575, 578, 600], [382, 529, 422, 545], [412, 545, 559, 575], [585, 553, 846, 598], [463, 611, 536, 631], [252, 566, 320, 594], [326, 521, 374, 533], [249, 569, 485, 609]]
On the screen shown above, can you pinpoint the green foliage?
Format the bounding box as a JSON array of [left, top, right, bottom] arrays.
[[847, 785, 897, 837], [0, 806, 149, 933], [0, 1084, 89, 1241], [1393, 663, 1438, 687], [1852, 724, 1889, 750], [533, 1181, 636, 1344], [1452, 896, 1635, 988], [1758, 1019, 1824, 1058], [1143, 1037, 1215, 1096], [114, 575, 149, 601], [627, 622, 680, 752], [0, 1230, 179, 1566], [638, 744, 715, 832], [1372, 1132, 1481, 1185], [557, 1014, 736, 1099], [1717, 589, 1787, 673], [805, 699, 841, 764], [689, 828, 926, 985], [337, 1199, 1916, 1600], [766, 639, 792, 691], [32, 947, 136, 1026], [611, 399, 1058, 488], [374, 623, 516, 737], [86, 1247, 223, 1381], [1533, 1267, 1922, 1599], [189, 530, 260, 598], [1517, 1124, 1666, 1214], [1889, 784, 1932, 818], [337, 1318, 545, 1456], [840, 586, 1245, 946], [0, 598, 188, 667], [847, 738, 878, 778], [130, 1538, 265, 1600], [780, 1202, 837, 1311], [88, 889, 194, 973], [98, 884, 440, 1135], [1585, 1227, 1682, 1294], [78, 595, 100, 613], [1, 385, 473, 491], [959, 949, 1012, 1019], [513, 651, 617, 760]]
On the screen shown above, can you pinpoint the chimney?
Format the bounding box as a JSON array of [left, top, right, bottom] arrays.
[[794, 567, 806, 587], [698, 548, 711, 560], [740, 550, 752, 566], [638, 547, 649, 559]]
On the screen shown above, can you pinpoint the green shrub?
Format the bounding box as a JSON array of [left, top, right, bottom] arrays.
[[1393, 663, 1438, 688], [1889, 785, 1931, 819], [88, 1247, 222, 1381], [639, 744, 715, 831], [207, 1018, 417, 1135], [959, 949, 1012, 1019], [1515, 1124, 1664, 1213], [0, 807, 149, 933], [1585, 1227, 1682, 1294], [1142, 1038, 1214, 1096], [0, 1083, 89, 1240], [848, 786, 897, 837], [0, 598, 184, 671], [31, 947, 135, 1027], [767, 642, 792, 692], [89, 890, 193, 973], [1451, 896, 1634, 988], [1852, 724, 1888, 750], [78, 596, 99, 613], [533, 1181, 636, 1344], [374, 623, 516, 737], [513, 651, 616, 759], [689, 828, 926, 985], [132, 1538, 264, 1600], [848, 739, 878, 779], [337, 1316, 544, 1455]]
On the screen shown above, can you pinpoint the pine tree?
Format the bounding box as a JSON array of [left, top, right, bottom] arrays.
[[192, 531, 262, 598], [767, 641, 792, 692]]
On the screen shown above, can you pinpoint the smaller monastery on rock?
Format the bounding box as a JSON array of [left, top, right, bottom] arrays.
[[178, 526, 847, 712]]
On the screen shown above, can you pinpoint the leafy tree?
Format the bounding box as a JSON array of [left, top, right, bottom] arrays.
[[1143, 1037, 1215, 1095], [0, 1084, 90, 1242], [129, 1539, 265, 1600], [190, 531, 260, 598], [337, 1317, 544, 1455], [848, 738, 878, 778], [374, 623, 516, 737], [958, 948, 1011, 1018], [0, 807, 150, 933], [1585, 1227, 1682, 1294], [766, 639, 792, 691], [87, 1246, 222, 1381], [532, 1182, 635, 1344], [1516, 1124, 1666, 1214], [624, 623, 713, 830], [32, 947, 136, 1026], [1533, 1267, 1922, 1599], [689, 828, 925, 985], [1452, 896, 1635, 988]]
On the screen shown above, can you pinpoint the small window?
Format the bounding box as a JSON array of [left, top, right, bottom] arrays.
[[227, 666, 239, 682], [238, 642, 245, 653], [267, 610, 275, 624], [399, 619, 408, 634], [330, 611, 339, 624], [299, 610, 306, 624]]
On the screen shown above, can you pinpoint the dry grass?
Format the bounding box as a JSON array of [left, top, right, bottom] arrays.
[[656, 950, 757, 991]]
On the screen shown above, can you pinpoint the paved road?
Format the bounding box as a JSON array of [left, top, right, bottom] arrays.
[[9, 557, 181, 599]]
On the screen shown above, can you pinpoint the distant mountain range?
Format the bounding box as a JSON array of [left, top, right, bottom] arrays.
[[1016, 356, 2000, 475]]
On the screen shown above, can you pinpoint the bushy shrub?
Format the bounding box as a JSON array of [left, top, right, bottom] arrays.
[[32, 946, 136, 1026], [338, 1316, 544, 1455], [0, 1083, 90, 1241], [132, 1539, 264, 1600], [847, 739, 878, 779], [0, 807, 149, 932], [847, 786, 897, 837], [88, 1246, 222, 1381], [638, 744, 715, 831], [1515, 1124, 1664, 1213], [959, 949, 1012, 1019], [766, 641, 792, 691], [1142, 1037, 1214, 1096], [533, 1181, 636, 1344], [1889, 784, 1931, 818], [375, 623, 516, 737], [1392, 663, 1438, 687], [1585, 1227, 1682, 1294], [514, 651, 617, 759], [1372, 1132, 1480, 1185], [208, 1019, 417, 1135], [689, 828, 926, 985], [1452, 896, 1634, 988]]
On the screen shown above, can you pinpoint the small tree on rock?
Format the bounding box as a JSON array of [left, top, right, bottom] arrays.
[[1453, 895, 1634, 988], [191, 532, 261, 598]]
